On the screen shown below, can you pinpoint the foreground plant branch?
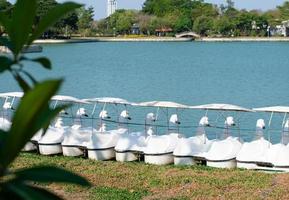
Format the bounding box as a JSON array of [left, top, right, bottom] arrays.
[[0, 0, 90, 199]]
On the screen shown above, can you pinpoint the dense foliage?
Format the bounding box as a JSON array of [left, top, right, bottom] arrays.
[[77, 6, 94, 36], [0, 0, 94, 38], [97, 0, 289, 37], [1, 0, 289, 38], [0, 0, 90, 199]]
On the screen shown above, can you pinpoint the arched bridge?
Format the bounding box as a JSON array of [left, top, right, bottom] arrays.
[[175, 32, 200, 39]]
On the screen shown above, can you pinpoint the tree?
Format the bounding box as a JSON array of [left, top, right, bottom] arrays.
[[36, 0, 58, 24], [214, 16, 234, 36], [193, 15, 214, 35], [77, 6, 94, 36], [0, 0, 11, 35], [142, 0, 174, 17], [226, 0, 235, 9], [137, 13, 154, 35], [264, 9, 281, 26], [108, 10, 137, 35], [35, 0, 79, 38], [0, 0, 90, 198], [278, 2, 289, 20], [0, 0, 11, 11]]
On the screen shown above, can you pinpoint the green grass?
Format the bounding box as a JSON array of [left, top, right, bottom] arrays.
[[90, 187, 148, 200], [10, 153, 289, 200]]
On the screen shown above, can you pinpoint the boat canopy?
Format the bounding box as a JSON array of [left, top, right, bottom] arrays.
[[83, 97, 133, 105], [190, 103, 253, 112], [0, 92, 24, 98], [51, 95, 88, 104], [136, 101, 191, 109], [253, 106, 289, 113]]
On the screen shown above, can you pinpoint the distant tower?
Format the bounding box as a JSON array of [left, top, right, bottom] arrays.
[[107, 0, 117, 17]]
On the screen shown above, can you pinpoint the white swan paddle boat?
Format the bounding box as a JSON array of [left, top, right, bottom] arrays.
[[252, 106, 289, 172], [205, 116, 243, 168], [83, 98, 133, 160], [188, 104, 252, 168], [0, 102, 13, 131], [0, 92, 23, 131], [173, 116, 214, 165], [138, 101, 191, 165], [38, 95, 88, 155], [236, 119, 269, 169], [115, 112, 156, 162], [61, 107, 92, 157], [0, 92, 44, 152], [86, 110, 130, 160]]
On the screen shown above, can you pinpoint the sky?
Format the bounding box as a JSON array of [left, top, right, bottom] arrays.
[[8, 0, 288, 19], [64, 0, 288, 20]]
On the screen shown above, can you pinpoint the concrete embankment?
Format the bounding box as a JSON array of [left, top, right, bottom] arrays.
[[198, 37, 289, 42], [34, 37, 192, 44], [34, 37, 289, 44]]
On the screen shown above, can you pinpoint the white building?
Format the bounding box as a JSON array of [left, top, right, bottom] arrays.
[[271, 20, 289, 37], [107, 0, 117, 17]]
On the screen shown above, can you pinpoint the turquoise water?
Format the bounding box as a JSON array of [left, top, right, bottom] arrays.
[[1, 42, 289, 142]]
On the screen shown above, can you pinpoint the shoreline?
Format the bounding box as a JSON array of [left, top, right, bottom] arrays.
[[33, 36, 289, 44], [34, 37, 193, 44], [198, 37, 289, 42]]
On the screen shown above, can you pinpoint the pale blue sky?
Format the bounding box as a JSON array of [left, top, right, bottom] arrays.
[[68, 0, 287, 19], [9, 0, 288, 19]]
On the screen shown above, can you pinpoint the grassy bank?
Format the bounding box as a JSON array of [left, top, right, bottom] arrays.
[[11, 153, 289, 200]]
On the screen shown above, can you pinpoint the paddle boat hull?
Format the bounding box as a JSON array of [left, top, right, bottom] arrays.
[[38, 127, 65, 155], [236, 138, 270, 170], [39, 143, 62, 155], [62, 145, 85, 157], [205, 137, 242, 169], [173, 136, 213, 166], [22, 141, 37, 152], [86, 128, 127, 161], [115, 150, 141, 162], [174, 156, 197, 165], [207, 159, 237, 168], [143, 134, 180, 165], [145, 152, 174, 165], [22, 130, 43, 152], [87, 147, 115, 161], [114, 131, 147, 162], [62, 127, 92, 157]]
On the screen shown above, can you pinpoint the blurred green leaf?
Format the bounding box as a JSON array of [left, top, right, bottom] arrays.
[[21, 57, 52, 70], [32, 57, 52, 69], [0, 37, 13, 51], [3, 181, 62, 200], [9, 0, 37, 55], [29, 2, 81, 44], [21, 70, 38, 85], [0, 79, 62, 171], [35, 104, 69, 135], [0, 56, 12, 73], [13, 73, 31, 92], [15, 166, 90, 186], [0, 12, 11, 35], [0, 130, 7, 148]]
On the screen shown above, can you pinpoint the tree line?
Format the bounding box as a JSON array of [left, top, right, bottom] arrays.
[[1, 0, 288, 38], [96, 0, 289, 37], [0, 0, 94, 38]]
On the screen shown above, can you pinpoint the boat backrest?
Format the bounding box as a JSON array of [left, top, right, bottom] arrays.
[[54, 118, 64, 128], [99, 110, 110, 119], [281, 119, 289, 145], [222, 116, 235, 139], [255, 119, 265, 140], [169, 114, 180, 125], [199, 116, 209, 127]]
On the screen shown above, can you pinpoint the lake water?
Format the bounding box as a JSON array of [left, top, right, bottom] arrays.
[[1, 41, 289, 142]]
